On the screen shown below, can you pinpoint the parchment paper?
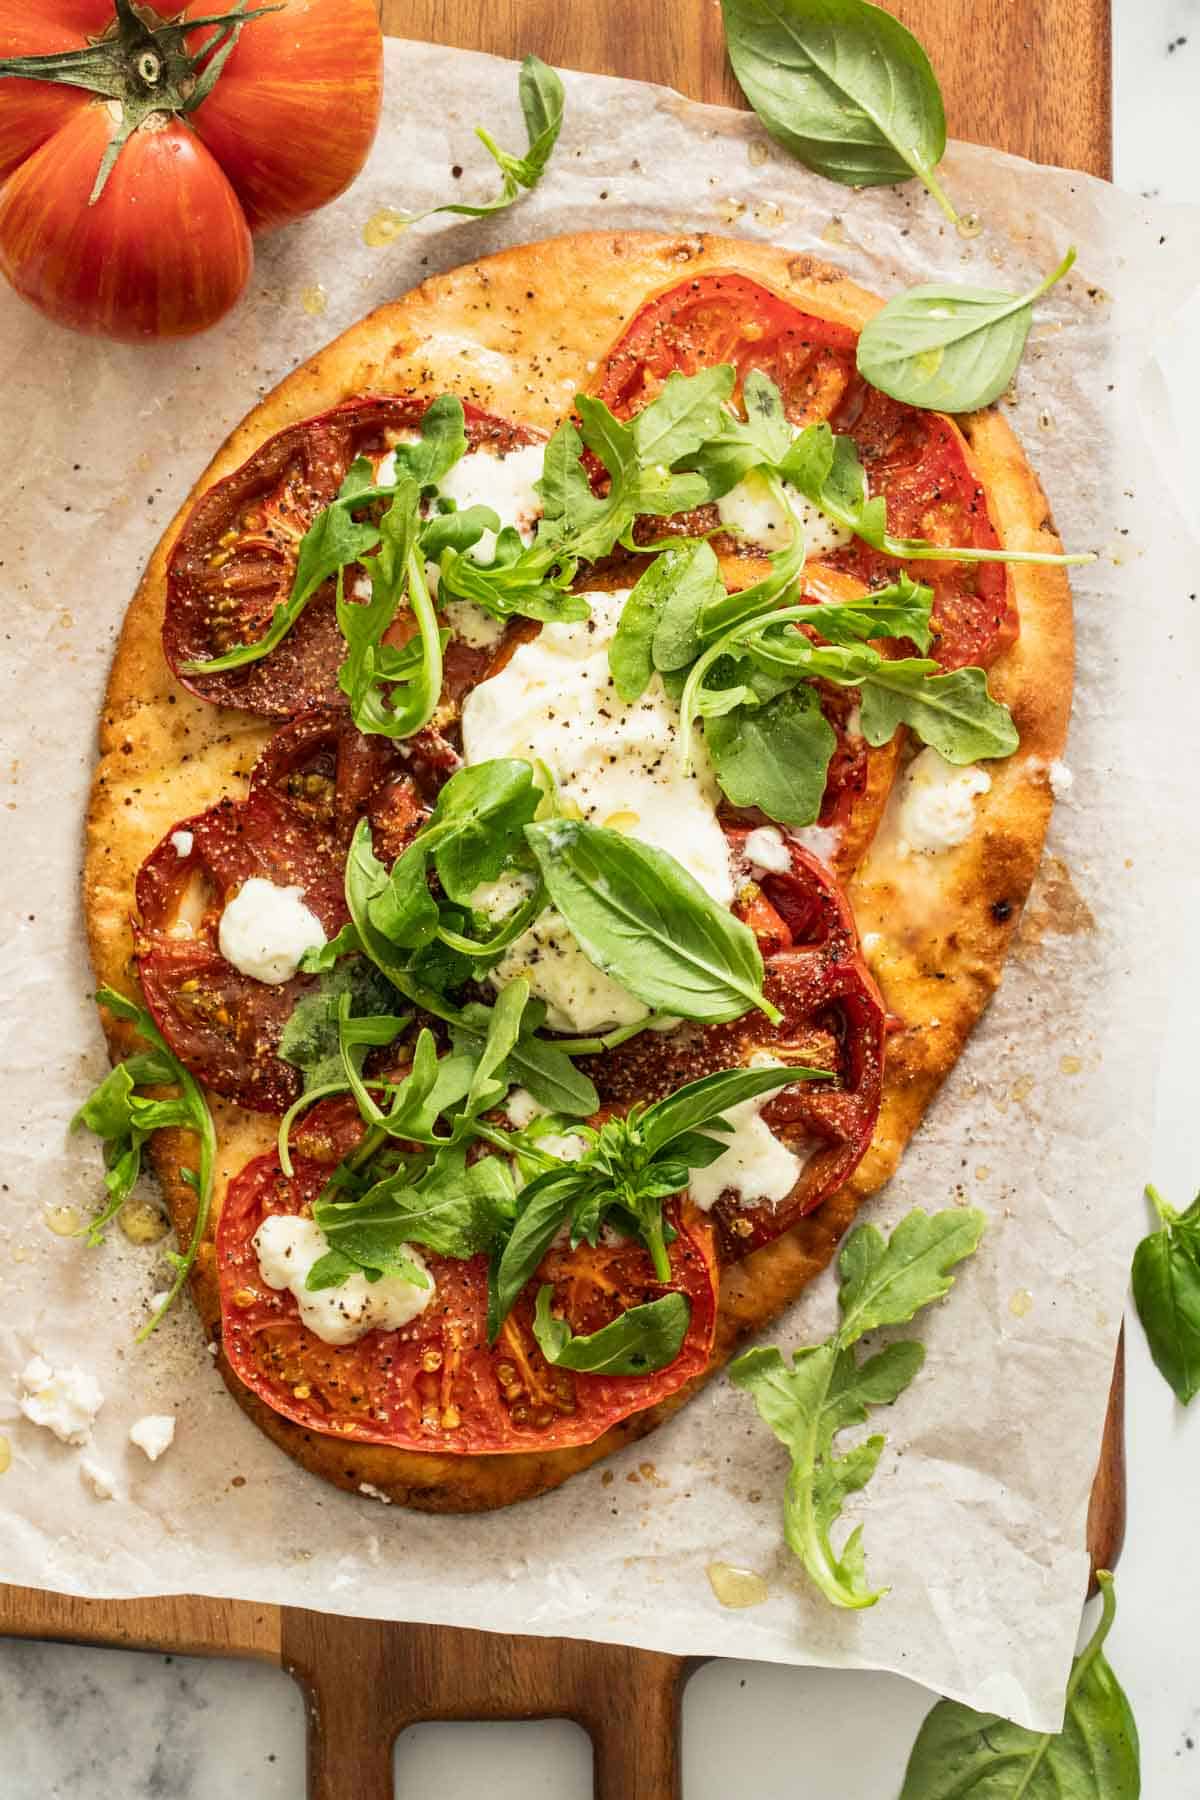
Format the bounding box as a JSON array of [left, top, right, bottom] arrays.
[[2, 40, 1198, 1732]]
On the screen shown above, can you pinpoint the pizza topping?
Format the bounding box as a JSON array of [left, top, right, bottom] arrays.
[[253, 1213, 435, 1346], [218, 878, 328, 986], [217, 1151, 719, 1454], [742, 826, 792, 875], [888, 748, 992, 855], [427, 441, 546, 562], [716, 467, 854, 557], [687, 1060, 810, 1214]]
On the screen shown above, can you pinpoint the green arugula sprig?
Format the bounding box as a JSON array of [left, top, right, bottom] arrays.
[[731, 1206, 985, 1608], [491, 1063, 823, 1325], [398, 56, 565, 224], [532, 1285, 690, 1375], [71, 988, 217, 1343], [899, 1571, 1139, 1797], [1132, 1184, 1200, 1406]]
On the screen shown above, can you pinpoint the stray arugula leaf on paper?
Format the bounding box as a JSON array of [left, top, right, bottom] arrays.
[[899, 1571, 1140, 1798], [730, 1206, 985, 1609], [1132, 1184, 1200, 1405], [403, 56, 565, 224], [72, 988, 217, 1342]]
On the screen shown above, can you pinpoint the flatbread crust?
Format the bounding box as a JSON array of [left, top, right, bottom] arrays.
[[83, 232, 1072, 1511]]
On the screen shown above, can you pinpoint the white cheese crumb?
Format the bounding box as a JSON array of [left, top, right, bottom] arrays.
[[129, 1414, 176, 1462], [169, 830, 194, 858], [254, 1215, 435, 1347], [18, 1357, 104, 1445], [80, 1457, 117, 1501], [506, 1088, 549, 1129], [743, 826, 792, 874], [359, 1482, 393, 1504], [1048, 759, 1073, 799], [218, 877, 326, 985], [893, 749, 992, 856]]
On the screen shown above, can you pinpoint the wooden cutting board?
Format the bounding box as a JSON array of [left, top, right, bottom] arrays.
[[0, 5, 1115, 1797]]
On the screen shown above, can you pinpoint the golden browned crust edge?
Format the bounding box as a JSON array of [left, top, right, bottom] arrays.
[[83, 233, 1072, 1511]]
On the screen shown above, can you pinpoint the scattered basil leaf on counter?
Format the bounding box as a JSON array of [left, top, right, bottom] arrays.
[[856, 246, 1077, 411], [899, 1571, 1139, 1797], [533, 1285, 691, 1374], [72, 987, 217, 1343], [721, 0, 959, 221], [730, 1205, 985, 1608], [401, 56, 565, 223], [1131, 1184, 1200, 1406], [524, 818, 781, 1026]]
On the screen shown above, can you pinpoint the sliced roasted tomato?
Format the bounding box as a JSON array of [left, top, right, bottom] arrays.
[[163, 394, 540, 718], [217, 1158, 718, 1454], [592, 272, 857, 424], [249, 707, 431, 861], [585, 839, 884, 1259], [590, 273, 1014, 669], [826, 382, 1013, 670], [133, 787, 349, 1112]]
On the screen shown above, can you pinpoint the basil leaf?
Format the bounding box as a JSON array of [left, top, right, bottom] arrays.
[[1131, 1185, 1200, 1406], [721, 0, 958, 221], [532, 1285, 690, 1374], [460, 978, 531, 1125], [428, 758, 544, 904], [730, 1206, 984, 1607], [403, 56, 564, 222], [856, 660, 1019, 762], [640, 1063, 822, 1156], [705, 684, 836, 825], [524, 819, 779, 1026], [856, 247, 1077, 412], [73, 988, 217, 1343], [179, 458, 382, 676], [490, 1165, 592, 1336], [610, 544, 722, 703], [899, 1572, 1139, 1798]]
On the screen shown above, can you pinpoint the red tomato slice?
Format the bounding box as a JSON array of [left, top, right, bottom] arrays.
[[584, 835, 884, 1259], [249, 707, 430, 863], [217, 1158, 718, 1454], [589, 272, 1015, 670], [134, 787, 349, 1111], [164, 395, 541, 718]]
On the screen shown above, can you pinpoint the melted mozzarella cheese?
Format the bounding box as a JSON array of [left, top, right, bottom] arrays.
[[437, 442, 545, 563], [892, 749, 992, 855], [688, 1076, 806, 1213], [218, 878, 326, 985], [460, 589, 734, 1032], [716, 469, 854, 558], [789, 822, 842, 868], [442, 600, 505, 649], [19, 1356, 104, 1445], [743, 825, 791, 874], [253, 1215, 434, 1347]]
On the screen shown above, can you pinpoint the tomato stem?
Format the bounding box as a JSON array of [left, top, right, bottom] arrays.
[[0, 0, 284, 204]]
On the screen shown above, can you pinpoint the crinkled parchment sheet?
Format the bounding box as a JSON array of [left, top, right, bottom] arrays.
[[1, 40, 1198, 1732]]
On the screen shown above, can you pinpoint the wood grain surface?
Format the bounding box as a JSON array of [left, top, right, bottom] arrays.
[[0, 6, 1116, 1797]]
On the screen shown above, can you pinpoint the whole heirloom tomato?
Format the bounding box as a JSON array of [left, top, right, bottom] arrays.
[[0, 0, 382, 340]]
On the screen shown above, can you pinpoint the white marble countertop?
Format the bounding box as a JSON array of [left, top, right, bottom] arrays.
[[4, 3, 1199, 1794]]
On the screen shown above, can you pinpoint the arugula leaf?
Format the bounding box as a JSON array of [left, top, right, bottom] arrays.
[[1132, 1184, 1200, 1406], [524, 818, 780, 1026], [705, 683, 837, 826], [682, 368, 794, 498], [899, 1571, 1139, 1797], [428, 759, 544, 904], [451, 1000, 600, 1118], [337, 481, 444, 739], [730, 1206, 985, 1608], [490, 1164, 592, 1334], [386, 394, 468, 488], [780, 420, 1091, 567], [532, 1285, 691, 1374], [72, 988, 217, 1343], [857, 247, 1078, 412], [402, 57, 565, 223], [855, 660, 1019, 762], [721, 0, 959, 222], [312, 1147, 513, 1284]]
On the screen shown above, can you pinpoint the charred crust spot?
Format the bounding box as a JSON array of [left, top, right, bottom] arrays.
[[991, 898, 1013, 923]]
